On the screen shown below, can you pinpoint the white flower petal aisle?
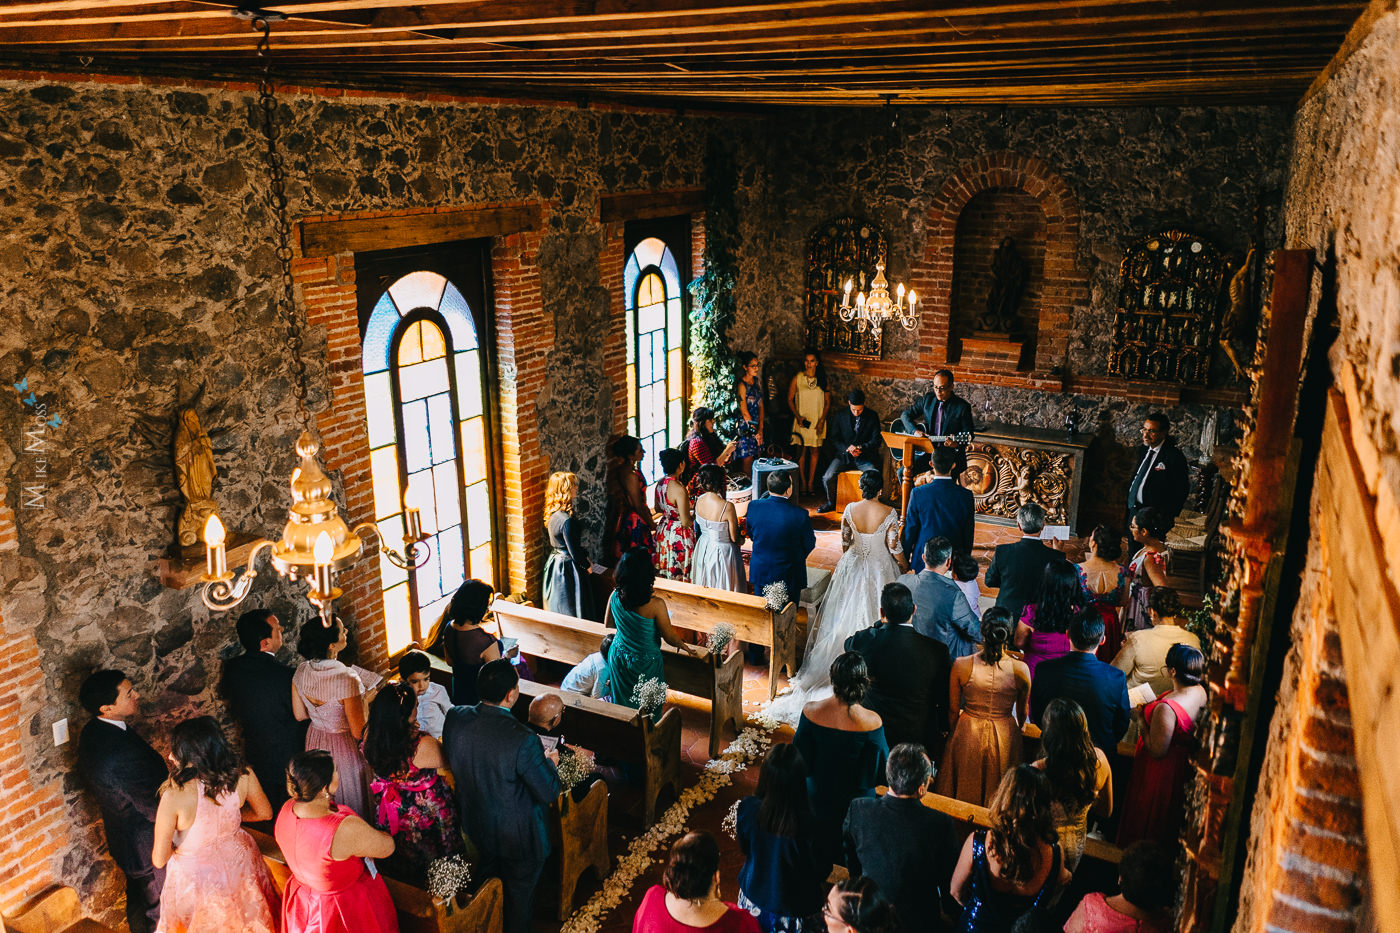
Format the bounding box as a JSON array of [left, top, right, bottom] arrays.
[[560, 710, 781, 933]]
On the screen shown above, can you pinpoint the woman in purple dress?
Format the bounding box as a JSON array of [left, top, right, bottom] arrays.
[[1013, 560, 1083, 681]]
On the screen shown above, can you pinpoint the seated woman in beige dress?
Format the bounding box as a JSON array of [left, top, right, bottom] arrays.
[[1112, 586, 1201, 697]]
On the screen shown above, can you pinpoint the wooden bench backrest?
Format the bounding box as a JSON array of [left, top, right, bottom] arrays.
[[653, 578, 787, 645], [1, 886, 110, 933], [897, 789, 1124, 865], [512, 680, 673, 762], [493, 598, 729, 701]]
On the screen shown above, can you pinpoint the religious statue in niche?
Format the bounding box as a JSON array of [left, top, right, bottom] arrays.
[[1108, 229, 1230, 384], [977, 236, 1028, 334], [804, 216, 887, 359], [174, 408, 218, 546]]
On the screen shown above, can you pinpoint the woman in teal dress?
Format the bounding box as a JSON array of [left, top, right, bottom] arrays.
[[604, 548, 698, 719]]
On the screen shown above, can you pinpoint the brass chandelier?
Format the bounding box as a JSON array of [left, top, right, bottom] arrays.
[[201, 9, 428, 626], [839, 259, 918, 333]]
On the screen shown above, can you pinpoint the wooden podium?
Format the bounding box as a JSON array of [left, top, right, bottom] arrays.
[[882, 430, 938, 516]]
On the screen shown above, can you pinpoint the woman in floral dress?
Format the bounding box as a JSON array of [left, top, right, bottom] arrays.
[[607, 434, 655, 562], [362, 683, 464, 883], [1123, 507, 1172, 635], [653, 448, 696, 581]]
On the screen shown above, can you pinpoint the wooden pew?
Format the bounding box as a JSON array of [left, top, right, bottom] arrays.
[[653, 578, 798, 699], [900, 789, 1124, 866], [248, 827, 505, 933], [552, 778, 610, 921], [511, 680, 681, 827], [492, 598, 745, 757], [2, 887, 115, 933]]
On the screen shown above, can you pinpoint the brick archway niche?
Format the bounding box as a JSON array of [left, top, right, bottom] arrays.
[[917, 152, 1082, 376]]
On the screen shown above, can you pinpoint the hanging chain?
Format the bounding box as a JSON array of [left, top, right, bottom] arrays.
[[252, 15, 310, 430]]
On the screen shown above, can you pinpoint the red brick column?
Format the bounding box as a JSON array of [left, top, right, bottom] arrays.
[[0, 491, 70, 913], [601, 221, 629, 438], [296, 252, 388, 672], [492, 230, 550, 601]]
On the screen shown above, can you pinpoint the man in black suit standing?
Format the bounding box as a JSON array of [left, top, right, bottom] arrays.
[[899, 368, 976, 478], [76, 670, 167, 933], [819, 388, 883, 512], [222, 608, 307, 813], [844, 744, 954, 933], [845, 583, 951, 757], [902, 445, 975, 570], [442, 659, 561, 933], [1126, 412, 1191, 527], [1030, 610, 1132, 754], [984, 502, 1068, 620]]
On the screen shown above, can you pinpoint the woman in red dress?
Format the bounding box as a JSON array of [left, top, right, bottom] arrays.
[[607, 434, 656, 563], [1117, 643, 1209, 848], [276, 750, 399, 933], [653, 448, 696, 581], [633, 832, 758, 933], [682, 408, 736, 498]]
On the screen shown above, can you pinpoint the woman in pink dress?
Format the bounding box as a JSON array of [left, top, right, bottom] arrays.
[[276, 750, 399, 933], [653, 448, 696, 581], [292, 617, 374, 820], [1013, 559, 1082, 681], [632, 832, 758, 933], [152, 716, 279, 933], [1117, 644, 1209, 848], [1064, 840, 1174, 932]]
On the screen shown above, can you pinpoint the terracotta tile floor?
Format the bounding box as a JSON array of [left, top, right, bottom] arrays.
[[532, 497, 1198, 930]]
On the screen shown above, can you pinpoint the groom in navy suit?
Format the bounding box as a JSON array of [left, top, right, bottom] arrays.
[[902, 445, 975, 571], [746, 470, 816, 661]]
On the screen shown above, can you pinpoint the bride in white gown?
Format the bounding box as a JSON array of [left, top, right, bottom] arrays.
[[766, 470, 905, 724]]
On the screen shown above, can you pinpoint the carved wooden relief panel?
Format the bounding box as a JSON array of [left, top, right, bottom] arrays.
[[963, 441, 1076, 526], [804, 216, 886, 359], [1108, 229, 1230, 384]]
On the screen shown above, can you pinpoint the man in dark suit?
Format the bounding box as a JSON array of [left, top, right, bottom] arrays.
[[442, 659, 561, 933], [898, 368, 976, 478], [899, 537, 981, 660], [844, 744, 954, 933], [984, 502, 1068, 620], [845, 583, 951, 757], [747, 468, 816, 613], [902, 445, 975, 570], [819, 389, 883, 512], [76, 669, 167, 933], [222, 608, 307, 813], [1126, 412, 1192, 527], [1030, 610, 1132, 754]]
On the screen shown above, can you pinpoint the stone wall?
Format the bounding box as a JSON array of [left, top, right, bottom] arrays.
[[0, 72, 733, 923], [1234, 4, 1400, 931]]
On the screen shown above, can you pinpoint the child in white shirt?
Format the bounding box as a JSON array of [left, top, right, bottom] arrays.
[[399, 648, 452, 739], [951, 553, 984, 621], [560, 634, 613, 700]]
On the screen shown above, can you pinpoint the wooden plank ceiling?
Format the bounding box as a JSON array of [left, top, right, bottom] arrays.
[[0, 1, 1366, 108]]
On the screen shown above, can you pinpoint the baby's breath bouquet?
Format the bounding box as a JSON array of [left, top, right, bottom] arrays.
[[762, 581, 790, 612], [631, 676, 668, 717], [426, 854, 473, 909], [705, 622, 735, 655], [721, 798, 741, 840], [556, 749, 594, 794]]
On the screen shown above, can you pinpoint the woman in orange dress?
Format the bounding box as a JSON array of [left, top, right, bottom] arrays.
[[937, 608, 1031, 807]]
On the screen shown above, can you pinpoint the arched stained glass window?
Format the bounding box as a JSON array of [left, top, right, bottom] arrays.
[[624, 236, 685, 484], [362, 270, 494, 655]]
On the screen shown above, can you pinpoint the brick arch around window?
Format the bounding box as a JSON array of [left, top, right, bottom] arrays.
[[912, 151, 1085, 380], [293, 204, 550, 673]]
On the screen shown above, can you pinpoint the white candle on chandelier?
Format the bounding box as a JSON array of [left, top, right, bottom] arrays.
[[313, 531, 334, 597], [404, 503, 423, 541], [908, 289, 917, 310], [203, 513, 227, 578], [896, 282, 905, 303], [844, 278, 854, 296], [856, 291, 866, 309]]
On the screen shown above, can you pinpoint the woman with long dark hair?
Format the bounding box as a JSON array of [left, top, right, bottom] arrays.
[[275, 750, 398, 933], [683, 407, 737, 497], [691, 464, 746, 592], [605, 548, 697, 720], [654, 447, 696, 581], [734, 352, 765, 475], [1013, 560, 1083, 680], [950, 765, 1070, 932], [786, 350, 829, 496], [1031, 698, 1112, 870], [152, 716, 278, 933], [292, 615, 374, 819], [437, 579, 502, 706], [938, 609, 1031, 807], [1123, 507, 1171, 634], [607, 434, 656, 562], [735, 744, 826, 930], [362, 683, 464, 883]]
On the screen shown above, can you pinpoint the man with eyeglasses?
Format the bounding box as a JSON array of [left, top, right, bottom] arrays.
[[898, 369, 976, 480]]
